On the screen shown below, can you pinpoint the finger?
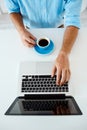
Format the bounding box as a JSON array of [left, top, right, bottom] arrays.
[[25, 37, 36, 45], [66, 70, 71, 82], [29, 32, 37, 40], [51, 66, 56, 77], [56, 68, 62, 85], [60, 69, 67, 85], [24, 40, 34, 48], [28, 44, 34, 48]]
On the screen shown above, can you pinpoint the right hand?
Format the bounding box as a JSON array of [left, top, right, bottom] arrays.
[[20, 29, 37, 47]]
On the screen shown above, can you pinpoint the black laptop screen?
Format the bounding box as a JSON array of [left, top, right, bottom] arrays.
[[5, 96, 82, 115]]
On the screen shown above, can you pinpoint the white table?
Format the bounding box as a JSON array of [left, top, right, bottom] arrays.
[[0, 28, 87, 130]]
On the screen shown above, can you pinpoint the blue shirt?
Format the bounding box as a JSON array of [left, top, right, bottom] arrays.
[[5, 0, 82, 28]]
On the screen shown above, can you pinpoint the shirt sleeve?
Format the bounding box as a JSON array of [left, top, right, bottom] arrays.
[[4, 0, 20, 13], [64, 0, 82, 28]]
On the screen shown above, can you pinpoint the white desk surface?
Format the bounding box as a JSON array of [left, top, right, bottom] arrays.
[[0, 28, 87, 130]]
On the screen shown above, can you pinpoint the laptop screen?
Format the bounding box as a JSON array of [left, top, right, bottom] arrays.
[[5, 95, 82, 115]]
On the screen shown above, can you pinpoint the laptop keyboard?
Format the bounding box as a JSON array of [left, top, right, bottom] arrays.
[[22, 100, 69, 113], [21, 75, 68, 93]]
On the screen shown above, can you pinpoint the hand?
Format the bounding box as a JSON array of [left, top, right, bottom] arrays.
[[20, 29, 37, 47], [52, 51, 71, 86]]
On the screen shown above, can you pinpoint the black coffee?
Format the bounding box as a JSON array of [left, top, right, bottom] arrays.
[[38, 39, 49, 47]]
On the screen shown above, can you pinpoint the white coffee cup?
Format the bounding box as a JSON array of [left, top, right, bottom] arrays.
[[37, 37, 50, 49]]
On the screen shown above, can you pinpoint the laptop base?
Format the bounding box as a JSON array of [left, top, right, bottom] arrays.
[[5, 95, 82, 115]]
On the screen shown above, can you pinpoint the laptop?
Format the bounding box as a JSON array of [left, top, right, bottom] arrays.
[[5, 61, 82, 115]]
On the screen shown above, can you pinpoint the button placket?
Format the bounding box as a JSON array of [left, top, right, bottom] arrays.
[[41, 0, 47, 25]]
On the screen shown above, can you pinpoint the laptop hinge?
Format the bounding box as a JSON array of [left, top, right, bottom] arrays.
[[24, 94, 66, 100]]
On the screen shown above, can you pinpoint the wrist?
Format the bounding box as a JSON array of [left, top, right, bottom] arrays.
[[19, 28, 26, 35], [17, 25, 27, 36], [59, 50, 69, 57]]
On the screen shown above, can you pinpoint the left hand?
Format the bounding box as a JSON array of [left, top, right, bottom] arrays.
[[52, 51, 71, 86]]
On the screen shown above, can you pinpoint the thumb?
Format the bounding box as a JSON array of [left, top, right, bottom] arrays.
[[51, 66, 56, 77]]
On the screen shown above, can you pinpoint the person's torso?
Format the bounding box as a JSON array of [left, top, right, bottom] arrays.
[[17, 0, 66, 28]]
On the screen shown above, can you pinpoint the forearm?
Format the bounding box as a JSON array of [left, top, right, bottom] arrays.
[[10, 13, 25, 34], [60, 26, 79, 55], [53, 26, 78, 85], [9, 13, 36, 47]]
